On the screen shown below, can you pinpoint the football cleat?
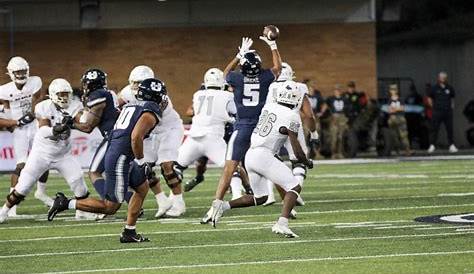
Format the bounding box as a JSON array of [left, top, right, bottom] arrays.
[[200, 208, 213, 224], [272, 222, 299, 238], [155, 198, 173, 218], [47, 192, 70, 221], [165, 198, 186, 218], [0, 211, 8, 223], [34, 190, 54, 207], [184, 176, 204, 192], [296, 195, 305, 206], [210, 200, 224, 228], [75, 210, 98, 221], [449, 144, 458, 153], [120, 229, 150, 243], [7, 205, 17, 217]]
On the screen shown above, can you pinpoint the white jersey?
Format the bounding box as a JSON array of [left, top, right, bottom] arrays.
[[188, 89, 235, 137], [251, 103, 300, 154], [266, 81, 308, 112], [119, 84, 182, 134], [33, 99, 83, 158], [0, 76, 42, 119]]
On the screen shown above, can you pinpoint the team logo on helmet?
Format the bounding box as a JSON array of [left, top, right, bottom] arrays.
[[86, 71, 98, 80]]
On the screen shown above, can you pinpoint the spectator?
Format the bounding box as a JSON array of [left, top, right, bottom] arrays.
[[427, 72, 458, 153], [343, 81, 368, 125], [387, 84, 412, 156], [326, 84, 349, 159]]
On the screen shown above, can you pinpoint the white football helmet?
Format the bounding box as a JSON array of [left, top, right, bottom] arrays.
[[204, 68, 225, 89], [277, 62, 294, 82], [276, 80, 302, 107], [7, 56, 30, 85], [129, 65, 154, 83], [49, 78, 73, 109]]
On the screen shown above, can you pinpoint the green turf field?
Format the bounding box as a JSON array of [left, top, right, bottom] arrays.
[[0, 159, 473, 274]]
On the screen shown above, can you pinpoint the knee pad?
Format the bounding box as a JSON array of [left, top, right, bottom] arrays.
[[291, 161, 307, 179], [161, 164, 182, 189], [75, 191, 90, 200], [6, 191, 25, 206]]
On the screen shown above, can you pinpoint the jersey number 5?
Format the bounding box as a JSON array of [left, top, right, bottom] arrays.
[[243, 83, 260, 106], [114, 107, 135, 130]]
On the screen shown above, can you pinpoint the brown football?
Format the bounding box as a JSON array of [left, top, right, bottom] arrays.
[[263, 25, 279, 41]]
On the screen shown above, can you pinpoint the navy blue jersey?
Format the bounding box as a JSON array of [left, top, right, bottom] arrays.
[[86, 88, 120, 137], [226, 69, 275, 126], [108, 101, 162, 157]]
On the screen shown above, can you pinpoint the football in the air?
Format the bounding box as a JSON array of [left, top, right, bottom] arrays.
[[263, 25, 279, 41]]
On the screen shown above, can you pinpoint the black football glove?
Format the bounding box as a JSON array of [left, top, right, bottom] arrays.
[[52, 124, 69, 136], [61, 115, 75, 129], [134, 159, 154, 180], [305, 159, 314, 169], [17, 112, 35, 127]]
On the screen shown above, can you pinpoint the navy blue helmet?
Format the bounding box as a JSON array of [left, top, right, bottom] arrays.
[[240, 52, 262, 78], [137, 78, 168, 105], [81, 69, 107, 94]]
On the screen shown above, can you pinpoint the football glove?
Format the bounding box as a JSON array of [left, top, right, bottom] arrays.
[[17, 112, 35, 127], [52, 124, 70, 136], [309, 130, 320, 148], [259, 35, 277, 50], [236, 37, 253, 59], [61, 114, 75, 129], [134, 158, 154, 180], [305, 159, 314, 170]]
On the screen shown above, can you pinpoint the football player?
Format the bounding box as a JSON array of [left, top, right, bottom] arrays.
[[48, 78, 168, 243], [205, 35, 282, 226], [175, 68, 236, 187], [264, 62, 318, 209], [72, 69, 134, 209], [210, 81, 313, 238], [0, 56, 51, 214], [0, 79, 93, 223], [119, 65, 185, 218]]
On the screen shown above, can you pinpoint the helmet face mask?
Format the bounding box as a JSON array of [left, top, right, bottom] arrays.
[[7, 57, 30, 85], [240, 52, 262, 78], [49, 79, 73, 109], [276, 80, 301, 108]]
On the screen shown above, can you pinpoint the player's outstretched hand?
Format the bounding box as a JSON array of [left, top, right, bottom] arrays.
[[305, 159, 314, 170], [52, 124, 69, 136], [309, 130, 320, 149], [17, 112, 35, 127], [135, 158, 154, 180], [236, 37, 253, 59], [259, 35, 277, 50]]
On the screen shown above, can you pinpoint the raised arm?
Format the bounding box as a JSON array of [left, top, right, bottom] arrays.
[[73, 102, 106, 133], [300, 96, 316, 132], [224, 37, 254, 77], [259, 36, 282, 78]]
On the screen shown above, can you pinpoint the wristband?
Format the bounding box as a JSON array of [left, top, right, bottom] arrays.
[[134, 158, 146, 166]]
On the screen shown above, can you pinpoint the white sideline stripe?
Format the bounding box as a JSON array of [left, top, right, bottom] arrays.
[[2, 231, 473, 260], [311, 174, 428, 179], [335, 224, 393, 229], [35, 249, 474, 274], [415, 225, 473, 231], [372, 224, 432, 230], [438, 192, 474, 197], [1, 203, 473, 233]]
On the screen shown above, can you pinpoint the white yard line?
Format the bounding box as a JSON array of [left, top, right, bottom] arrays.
[[372, 224, 432, 230], [415, 225, 473, 231], [1, 231, 473, 260], [35, 249, 474, 274], [438, 192, 474, 197]]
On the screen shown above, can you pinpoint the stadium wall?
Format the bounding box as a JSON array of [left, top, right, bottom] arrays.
[[0, 22, 376, 116]]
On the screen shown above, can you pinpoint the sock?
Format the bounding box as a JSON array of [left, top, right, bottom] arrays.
[[92, 178, 106, 200], [222, 201, 231, 211], [278, 216, 289, 226], [68, 199, 76, 209], [36, 182, 47, 194], [0, 204, 9, 216], [155, 192, 168, 204], [230, 176, 242, 196], [266, 180, 275, 200], [195, 174, 204, 182], [173, 194, 183, 203], [124, 191, 133, 203]]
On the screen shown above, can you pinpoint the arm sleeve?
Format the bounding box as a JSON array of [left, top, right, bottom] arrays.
[[287, 113, 300, 133]]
